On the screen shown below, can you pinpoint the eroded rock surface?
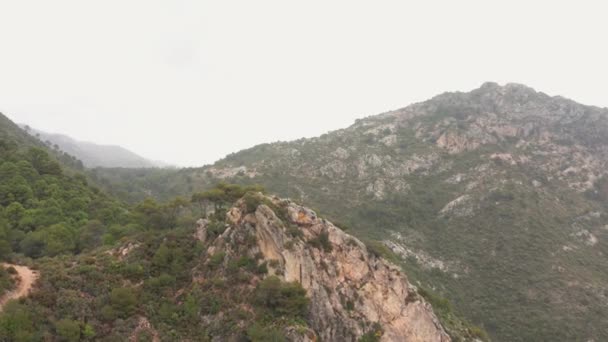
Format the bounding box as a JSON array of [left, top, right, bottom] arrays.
[[211, 194, 451, 342]]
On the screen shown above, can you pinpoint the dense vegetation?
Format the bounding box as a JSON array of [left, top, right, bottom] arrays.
[[0, 171, 313, 341], [8, 82, 607, 341], [0, 113, 320, 340]]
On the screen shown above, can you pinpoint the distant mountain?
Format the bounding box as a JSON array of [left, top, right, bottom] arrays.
[[21, 125, 167, 168], [94, 82, 608, 341]]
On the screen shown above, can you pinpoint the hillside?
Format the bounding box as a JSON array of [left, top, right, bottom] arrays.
[[22, 125, 166, 168], [0, 112, 474, 340], [0, 113, 128, 259], [94, 82, 608, 341]]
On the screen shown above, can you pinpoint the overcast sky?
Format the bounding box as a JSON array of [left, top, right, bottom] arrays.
[[1, 1, 607, 166]]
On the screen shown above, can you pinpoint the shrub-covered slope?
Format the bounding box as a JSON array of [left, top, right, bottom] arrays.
[[0, 114, 475, 341], [0, 113, 129, 260], [22, 126, 164, 168], [0, 188, 476, 341], [93, 83, 608, 341]]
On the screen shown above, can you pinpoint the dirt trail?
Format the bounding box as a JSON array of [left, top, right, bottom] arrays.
[[0, 263, 39, 311]]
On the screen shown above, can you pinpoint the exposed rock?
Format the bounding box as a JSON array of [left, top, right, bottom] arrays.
[[331, 147, 350, 160], [489, 153, 517, 165], [194, 218, 209, 243], [381, 134, 398, 147], [207, 166, 259, 179], [439, 195, 474, 218], [436, 129, 481, 153], [366, 179, 387, 200], [129, 316, 160, 342], [211, 196, 451, 342], [181, 82, 608, 342], [110, 242, 141, 260], [574, 229, 598, 246], [284, 326, 317, 342]]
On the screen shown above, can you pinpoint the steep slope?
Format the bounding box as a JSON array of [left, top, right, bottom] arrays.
[[0, 112, 130, 262], [2, 189, 469, 341], [22, 125, 165, 168], [94, 83, 608, 341], [207, 193, 452, 341]]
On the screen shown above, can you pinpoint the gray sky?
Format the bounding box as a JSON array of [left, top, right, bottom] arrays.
[[1, 1, 607, 166]]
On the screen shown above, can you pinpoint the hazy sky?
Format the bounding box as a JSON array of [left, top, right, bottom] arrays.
[[1, 1, 607, 166]]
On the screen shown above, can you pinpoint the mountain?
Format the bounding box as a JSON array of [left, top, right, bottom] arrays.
[[94, 82, 608, 341], [0, 113, 475, 341], [21, 125, 167, 168], [185, 192, 458, 341]]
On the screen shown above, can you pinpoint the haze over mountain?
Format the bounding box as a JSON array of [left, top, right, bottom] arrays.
[[21, 125, 169, 168], [2, 2, 608, 166], [2, 1, 607, 341], [93, 82, 608, 341]]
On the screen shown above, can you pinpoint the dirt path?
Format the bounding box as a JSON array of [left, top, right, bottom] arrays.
[[0, 263, 39, 311]]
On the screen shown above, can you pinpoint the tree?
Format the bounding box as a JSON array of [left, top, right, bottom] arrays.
[[165, 197, 189, 228], [182, 293, 200, 323], [133, 198, 166, 230], [202, 188, 227, 210], [191, 192, 211, 215], [0, 162, 18, 179], [16, 160, 38, 182], [0, 302, 36, 341], [0, 223, 12, 260], [247, 323, 286, 342], [254, 276, 309, 318], [26, 148, 62, 176], [5, 202, 25, 229], [1, 177, 33, 206], [152, 244, 171, 270], [55, 319, 80, 342], [109, 287, 138, 318], [77, 220, 106, 252], [20, 223, 76, 258]]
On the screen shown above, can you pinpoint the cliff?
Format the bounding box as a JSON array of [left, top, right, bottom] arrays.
[[199, 193, 451, 341]]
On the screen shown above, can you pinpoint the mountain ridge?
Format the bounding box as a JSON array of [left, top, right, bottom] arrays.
[[92, 82, 608, 341], [20, 125, 168, 168], [0, 111, 474, 341]]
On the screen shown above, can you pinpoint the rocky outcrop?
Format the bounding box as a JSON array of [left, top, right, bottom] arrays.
[[214, 194, 451, 342]]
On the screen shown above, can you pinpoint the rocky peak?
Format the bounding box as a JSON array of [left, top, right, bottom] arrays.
[[201, 193, 452, 341], [475, 81, 539, 96]]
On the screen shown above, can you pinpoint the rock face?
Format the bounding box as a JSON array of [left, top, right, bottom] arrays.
[[214, 194, 451, 342]]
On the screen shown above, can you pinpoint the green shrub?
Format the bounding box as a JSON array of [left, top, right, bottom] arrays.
[[359, 323, 383, 342], [364, 240, 399, 264], [254, 276, 309, 318], [109, 287, 138, 318], [418, 287, 452, 313], [243, 192, 264, 213], [308, 231, 332, 252], [207, 221, 227, 238], [287, 226, 303, 238], [200, 292, 223, 315], [83, 324, 96, 340], [469, 326, 490, 340], [209, 252, 225, 268], [55, 319, 80, 342], [247, 323, 286, 342]]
